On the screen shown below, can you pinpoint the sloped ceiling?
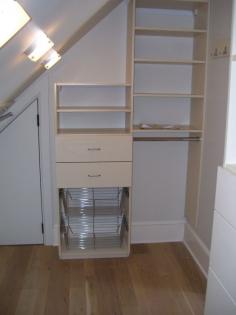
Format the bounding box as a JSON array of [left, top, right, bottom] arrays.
[[0, 0, 118, 103]]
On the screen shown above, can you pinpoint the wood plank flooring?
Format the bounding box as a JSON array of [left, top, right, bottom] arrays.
[[0, 243, 206, 315]]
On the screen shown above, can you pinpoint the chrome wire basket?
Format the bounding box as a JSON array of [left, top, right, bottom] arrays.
[[60, 187, 127, 250]]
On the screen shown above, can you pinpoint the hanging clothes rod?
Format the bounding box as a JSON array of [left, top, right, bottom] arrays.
[[133, 137, 201, 142]]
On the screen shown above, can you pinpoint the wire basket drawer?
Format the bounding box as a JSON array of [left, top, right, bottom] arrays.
[[60, 187, 128, 250]]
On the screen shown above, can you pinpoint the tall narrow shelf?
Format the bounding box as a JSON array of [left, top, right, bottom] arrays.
[[131, 0, 208, 226]]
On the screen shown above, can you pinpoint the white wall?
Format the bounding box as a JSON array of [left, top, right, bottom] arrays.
[[225, 0, 236, 165], [2, 73, 54, 245], [0, 0, 110, 103], [1, 1, 128, 246], [7, 2, 189, 245], [184, 0, 233, 275]]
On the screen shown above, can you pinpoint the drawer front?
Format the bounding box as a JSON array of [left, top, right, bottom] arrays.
[[56, 135, 132, 162], [56, 162, 132, 188]]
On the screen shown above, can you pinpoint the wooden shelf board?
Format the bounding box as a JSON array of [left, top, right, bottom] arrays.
[[135, 27, 207, 37], [57, 106, 131, 113], [133, 92, 204, 98], [56, 83, 132, 87], [136, 0, 208, 10], [57, 128, 131, 135], [134, 59, 205, 65], [133, 124, 202, 133]]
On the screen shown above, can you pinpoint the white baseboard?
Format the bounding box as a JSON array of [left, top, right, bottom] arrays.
[[131, 220, 185, 244], [53, 224, 59, 246], [184, 222, 210, 278]]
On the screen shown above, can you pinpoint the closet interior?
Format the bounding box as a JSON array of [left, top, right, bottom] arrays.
[[54, 0, 208, 259], [132, 0, 208, 227]]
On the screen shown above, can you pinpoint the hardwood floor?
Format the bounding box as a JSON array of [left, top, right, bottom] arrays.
[[0, 243, 206, 315]]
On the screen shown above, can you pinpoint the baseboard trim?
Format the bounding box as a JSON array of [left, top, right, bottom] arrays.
[[131, 220, 185, 244], [53, 224, 59, 246], [184, 222, 210, 278]]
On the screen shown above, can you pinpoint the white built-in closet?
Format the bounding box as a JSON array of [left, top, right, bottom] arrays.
[[53, 0, 209, 259], [131, 0, 208, 244]]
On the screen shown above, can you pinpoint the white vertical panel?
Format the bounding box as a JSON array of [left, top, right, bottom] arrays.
[[197, 57, 231, 248], [205, 270, 236, 315], [0, 100, 43, 244], [215, 167, 236, 228], [132, 141, 188, 223], [210, 212, 236, 302]]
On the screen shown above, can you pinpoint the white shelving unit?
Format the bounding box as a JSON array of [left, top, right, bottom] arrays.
[[131, 0, 208, 224], [55, 83, 132, 135], [53, 0, 208, 259], [54, 66, 133, 259], [54, 83, 133, 259]]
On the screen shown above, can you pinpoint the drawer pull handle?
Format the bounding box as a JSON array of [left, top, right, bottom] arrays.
[[88, 174, 101, 178], [88, 148, 101, 151]]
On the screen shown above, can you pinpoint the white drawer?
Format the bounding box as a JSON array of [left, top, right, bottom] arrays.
[[210, 212, 236, 303], [56, 162, 132, 188], [215, 167, 236, 229], [56, 134, 132, 162]]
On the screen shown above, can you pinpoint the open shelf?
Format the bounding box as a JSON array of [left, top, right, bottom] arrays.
[[56, 83, 132, 87], [133, 124, 202, 133], [136, 0, 208, 10], [57, 128, 131, 135], [134, 59, 205, 65], [133, 92, 204, 98], [57, 106, 131, 113], [135, 27, 207, 37], [55, 83, 133, 134]]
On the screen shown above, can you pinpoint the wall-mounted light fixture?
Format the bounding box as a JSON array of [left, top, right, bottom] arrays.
[[0, 1, 31, 48], [42, 49, 61, 69], [25, 30, 54, 62]]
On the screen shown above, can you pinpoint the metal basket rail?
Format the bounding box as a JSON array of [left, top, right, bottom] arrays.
[[60, 187, 128, 250]]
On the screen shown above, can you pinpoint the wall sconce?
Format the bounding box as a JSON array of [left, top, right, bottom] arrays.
[[25, 30, 54, 62], [0, 1, 31, 48], [42, 49, 61, 69]]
